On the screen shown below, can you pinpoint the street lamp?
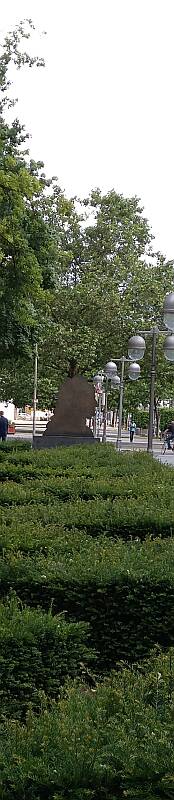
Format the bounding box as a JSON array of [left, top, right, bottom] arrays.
[[32, 343, 38, 441], [93, 373, 104, 386], [128, 292, 174, 454], [105, 361, 118, 379], [163, 292, 174, 332], [163, 335, 174, 362], [93, 373, 104, 438], [93, 363, 118, 443], [111, 375, 121, 389], [128, 335, 146, 362], [93, 357, 140, 446], [115, 356, 140, 450], [128, 362, 141, 380], [102, 362, 118, 442]]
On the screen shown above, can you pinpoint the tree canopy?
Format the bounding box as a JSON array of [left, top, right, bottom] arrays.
[[0, 20, 174, 408]]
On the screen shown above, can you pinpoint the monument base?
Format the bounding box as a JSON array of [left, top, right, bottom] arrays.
[[33, 434, 99, 450]]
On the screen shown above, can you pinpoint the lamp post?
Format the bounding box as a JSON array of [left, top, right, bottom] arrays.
[[94, 357, 140, 447], [32, 343, 38, 442], [93, 363, 119, 443], [93, 373, 104, 438], [128, 292, 174, 454], [102, 362, 119, 443], [114, 356, 140, 450]]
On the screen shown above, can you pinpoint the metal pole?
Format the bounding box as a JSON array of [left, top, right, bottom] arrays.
[[147, 328, 157, 453], [96, 393, 101, 439], [98, 393, 102, 440], [32, 343, 38, 442], [102, 382, 108, 443], [116, 357, 125, 450]]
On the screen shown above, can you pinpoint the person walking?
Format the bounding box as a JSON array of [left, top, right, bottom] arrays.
[[130, 420, 136, 443], [163, 420, 174, 450], [0, 411, 8, 441]]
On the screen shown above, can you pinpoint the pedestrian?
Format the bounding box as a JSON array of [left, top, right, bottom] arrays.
[[130, 420, 136, 443], [0, 410, 8, 441], [163, 420, 174, 450]]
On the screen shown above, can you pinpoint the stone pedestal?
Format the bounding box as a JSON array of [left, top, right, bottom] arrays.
[[33, 434, 99, 449]]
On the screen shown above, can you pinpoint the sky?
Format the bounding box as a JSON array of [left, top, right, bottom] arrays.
[[1, 0, 174, 258]]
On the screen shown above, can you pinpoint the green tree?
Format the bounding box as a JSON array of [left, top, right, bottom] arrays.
[[0, 21, 54, 361], [1, 23, 174, 409], [38, 191, 174, 398]]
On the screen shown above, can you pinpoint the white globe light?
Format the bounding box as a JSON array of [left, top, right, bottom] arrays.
[[93, 373, 103, 387], [105, 361, 117, 379], [129, 362, 141, 381], [111, 375, 120, 389], [163, 292, 174, 332], [128, 336, 146, 361], [164, 335, 174, 362]]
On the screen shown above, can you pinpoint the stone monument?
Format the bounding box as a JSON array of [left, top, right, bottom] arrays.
[[33, 374, 97, 449]]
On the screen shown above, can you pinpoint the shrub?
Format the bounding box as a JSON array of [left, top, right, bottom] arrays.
[[1, 490, 174, 539], [1, 540, 174, 667], [132, 410, 149, 430], [0, 439, 32, 452], [0, 595, 94, 718], [1, 649, 174, 798], [0, 445, 174, 797], [160, 407, 174, 433]]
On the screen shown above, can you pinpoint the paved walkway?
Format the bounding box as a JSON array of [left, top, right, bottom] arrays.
[[153, 452, 174, 466]]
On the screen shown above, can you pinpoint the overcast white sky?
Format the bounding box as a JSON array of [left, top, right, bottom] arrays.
[[1, 0, 174, 257]]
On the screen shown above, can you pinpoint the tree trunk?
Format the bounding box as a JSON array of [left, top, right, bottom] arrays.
[[68, 359, 77, 378]]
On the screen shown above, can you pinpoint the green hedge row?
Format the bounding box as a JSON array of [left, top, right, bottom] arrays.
[[0, 447, 173, 543], [0, 439, 32, 452], [0, 648, 174, 799], [131, 410, 149, 429], [0, 472, 172, 504], [1, 533, 174, 583], [1, 540, 174, 667], [1, 492, 174, 538], [129, 407, 174, 432], [0, 595, 94, 719], [159, 406, 174, 432], [0, 443, 158, 471]]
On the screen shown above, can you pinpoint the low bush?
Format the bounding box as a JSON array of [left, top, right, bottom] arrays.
[[0, 648, 174, 799], [0, 443, 160, 472], [132, 410, 149, 429], [0, 595, 94, 718], [0, 439, 31, 453], [1, 491, 174, 539], [160, 406, 174, 433], [0, 448, 173, 543], [1, 539, 174, 667], [1, 443, 174, 798]]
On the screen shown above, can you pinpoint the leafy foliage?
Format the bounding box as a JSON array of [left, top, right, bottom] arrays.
[[0, 445, 174, 673], [1, 649, 174, 798], [159, 407, 174, 433], [0, 594, 94, 719]]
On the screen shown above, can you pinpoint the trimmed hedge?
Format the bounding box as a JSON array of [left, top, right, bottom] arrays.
[[1, 493, 174, 539], [1, 540, 174, 667], [160, 406, 174, 433], [0, 448, 173, 542], [132, 409, 149, 429], [1, 443, 174, 797], [1, 648, 174, 799], [0, 439, 32, 452], [0, 446, 174, 669], [0, 595, 94, 718]]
